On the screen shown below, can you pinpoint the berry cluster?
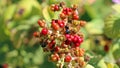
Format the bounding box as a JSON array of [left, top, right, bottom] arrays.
[[33, 2, 89, 68]]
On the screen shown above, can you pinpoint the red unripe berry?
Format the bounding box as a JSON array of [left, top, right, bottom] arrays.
[[73, 37, 78, 43], [70, 35, 74, 40], [60, 13, 67, 19], [68, 8, 72, 12], [72, 15, 79, 20], [59, 23, 64, 27], [57, 20, 65, 28], [72, 11, 78, 16], [63, 7, 67, 11], [52, 22, 60, 30], [67, 8, 72, 15], [80, 20, 86, 27], [77, 38, 83, 43], [41, 28, 48, 35], [64, 55, 71, 62], [65, 34, 70, 39], [38, 20, 45, 27], [68, 38, 72, 42], [51, 4, 60, 11], [54, 5, 60, 11], [74, 43, 80, 47], [33, 32, 39, 37], [62, 8, 72, 15]]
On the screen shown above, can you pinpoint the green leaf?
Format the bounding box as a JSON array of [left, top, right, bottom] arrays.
[[3, 4, 16, 22], [113, 48, 120, 60], [85, 19, 104, 35], [15, 0, 41, 20], [104, 13, 120, 39], [42, 6, 51, 22], [85, 64, 94, 68], [112, 4, 120, 14], [97, 59, 107, 68], [114, 64, 119, 68]]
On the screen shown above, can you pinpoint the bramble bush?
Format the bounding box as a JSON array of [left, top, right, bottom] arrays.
[[0, 0, 120, 68]]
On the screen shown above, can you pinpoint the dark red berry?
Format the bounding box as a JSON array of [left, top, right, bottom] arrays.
[[65, 40, 71, 45], [41, 28, 48, 35], [48, 40, 56, 49], [54, 46, 60, 53], [64, 55, 71, 62], [74, 43, 80, 47], [104, 45, 109, 52]]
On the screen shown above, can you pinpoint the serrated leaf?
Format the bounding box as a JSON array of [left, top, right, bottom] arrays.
[[104, 13, 120, 39], [4, 4, 16, 21], [85, 19, 104, 35], [112, 4, 120, 13], [42, 6, 51, 22], [113, 48, 120, 59]]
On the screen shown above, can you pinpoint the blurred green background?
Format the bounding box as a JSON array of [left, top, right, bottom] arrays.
[[0, 0, 120, 68]]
